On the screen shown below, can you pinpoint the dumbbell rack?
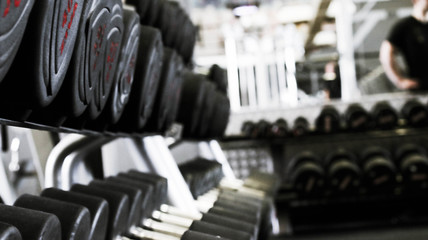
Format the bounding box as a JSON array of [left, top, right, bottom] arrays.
[[222, 125, 428, 238]]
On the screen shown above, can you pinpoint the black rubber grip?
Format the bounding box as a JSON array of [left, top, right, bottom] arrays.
[[106, 176, 155, 219], [181, 230, 232, 240], [201, 212, 258, 237], [14, 194, 91, 240], [0, 221, 21, 240], [115, 26, 164, 132], [71, 184, 129, 240], [0, 0, 35, 83], [208, 206, 259, 225], [0, 204, 61, 240], [41, 187, 108, 240], [1, 0, 84, 108], [89, 180, 143, 227], [189, 220, 252, 240]]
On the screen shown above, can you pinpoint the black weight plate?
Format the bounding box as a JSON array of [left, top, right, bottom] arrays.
[[163, 54, 184, 131], [196, 80, 217, 138], [144, 48, 178, 132], [176, 73, 208, 137], [114, 26, 164, 132], [211, 93, 231, 138], [143, 0, 162, 26], [0, 0, 35, 83], [125, 0, 150, 22], [87, 0, 124, 120], [167, 2, 185, 49], [208, 64, 228, 94], [1, 0, 84, 108], [89, 8, 140, 129]]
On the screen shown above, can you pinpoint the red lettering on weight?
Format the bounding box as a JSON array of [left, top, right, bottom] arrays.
[[3, 0, 21, 18], [93, 24, 106, 70], [105, 42, 119, 82], [60, 1, 78, 55]]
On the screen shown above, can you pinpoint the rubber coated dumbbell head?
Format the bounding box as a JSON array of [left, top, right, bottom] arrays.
[[0, 222, 21, 240], [207, 92, 231, 138], [95, 8, 141, 126], [144, 48, 180, 132], [401, 99, 428, 127], [165, 2, 187, 49], [292, 117, 310, 137], [208, 64, 228, 94], [105, 176, 156, 219], [360, 146, 396, 192], [325, 149, 361, 195], [0, 0, 35, 83], [125, 0, 150, 23], [114, 26, 164, 133], [41, 188, 108, 240], [177, 73, 209, 137], [163, 54, 185, 132], [120, 170, 168, 210], [0, 0, 85, 113], [195, 80, 218, 138], [395, 144, 428, 191], [71, 184, 129, 240], [253, 120, 272, 139], [89, 180, 143, 228], [0, 204, 61, 240], [287, 151, 325, 196], [268, 118, 288, 138], [315, 105, 341, 134], [14, 194, 91, 240], [86, 0, 124, 121], [344, 103, 371, 131], [371, 101, 398, 130]]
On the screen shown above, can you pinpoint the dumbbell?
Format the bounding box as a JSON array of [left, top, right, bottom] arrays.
[[179, 17, 197, 64], [395, 144, 428, 191], [241, 121, 256, 138], [207, 92, 231, 138], [0, 222, 21, 240], [0, 0, 35, 83], [360, 146, 396, 193], [166, 2, 187, 50], [371, 101, 398, 130], [163, 54, 184, 132], [325, 149, 361, 195], [113, 26, 164, 133], [176, 73, 210, 137], [208, 64, 228, 94], [287, 152, 325, 196], [92, 174, 253, 240], [144, 48, 180, 132], [153, 0, 172, 45], [119, 171, 258, 239], [194, 81, 218, 138], [269, 118, 288, 138], [88, 7, 141, 129], [401, 99, 428, 128], [0, 204, 61, 239], [13, 194, 91, 240], [292, 117, 310, 137], [344, 104, 371, 131], [0, 0, 84, 120], [125, 0, 150, 25], [315, 106, 341, 134], [29, 0, 123, 127], [41, 188, 109, 240]]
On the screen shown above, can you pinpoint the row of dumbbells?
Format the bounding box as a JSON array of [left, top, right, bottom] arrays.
[[0, 169, 278, 240], [286, 144, 428, 198], [0, 0, 230, 138], [241, 99, 428, 138]]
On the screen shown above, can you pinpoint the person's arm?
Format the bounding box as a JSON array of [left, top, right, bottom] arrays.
[[379, 40, 419, 90]]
